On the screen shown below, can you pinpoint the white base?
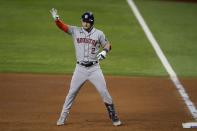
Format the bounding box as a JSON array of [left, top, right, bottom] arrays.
[[182, 122, 197, 128]]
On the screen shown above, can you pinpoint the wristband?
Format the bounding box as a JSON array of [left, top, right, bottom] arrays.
[[103, 48, 109, 53]]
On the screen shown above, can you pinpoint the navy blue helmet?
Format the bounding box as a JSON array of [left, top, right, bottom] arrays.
[[81, 11, 94, 25]]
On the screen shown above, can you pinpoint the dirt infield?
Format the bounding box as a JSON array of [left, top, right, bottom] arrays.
[[0, 73, 196, 131]]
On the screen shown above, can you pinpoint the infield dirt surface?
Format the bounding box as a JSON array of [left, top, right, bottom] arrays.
[[0, 73, 197, 131]]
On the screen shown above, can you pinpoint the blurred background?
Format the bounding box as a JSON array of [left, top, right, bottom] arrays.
[[0, 0, 197, 77]]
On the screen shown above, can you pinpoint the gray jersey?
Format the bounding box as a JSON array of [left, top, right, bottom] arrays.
[[67, 26, 109, 62]]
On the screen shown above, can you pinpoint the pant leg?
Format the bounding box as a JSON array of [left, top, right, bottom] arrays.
[[60, 65, 88, 115], [88, 67, 113, 104], [88, 66, 121, 123]]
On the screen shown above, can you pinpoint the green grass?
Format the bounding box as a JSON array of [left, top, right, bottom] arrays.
[[134, 0, 197, 77], [2, 0, 196, 77]]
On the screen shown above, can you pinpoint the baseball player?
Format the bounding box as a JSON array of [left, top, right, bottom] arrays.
[[50, 8, 121, 126]]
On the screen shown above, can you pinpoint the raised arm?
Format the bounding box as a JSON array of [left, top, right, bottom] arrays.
[[50, 8, 69, 33]]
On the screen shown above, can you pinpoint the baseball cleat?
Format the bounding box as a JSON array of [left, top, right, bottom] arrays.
[[56, 117, 65, 126], [111, 115, 122, 126], [112, 120, 122, 126], [56, 112, 68, 126], [104, 103, 122, 127]]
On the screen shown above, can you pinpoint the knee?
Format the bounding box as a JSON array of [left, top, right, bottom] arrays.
[[99, 90, 112, 102]]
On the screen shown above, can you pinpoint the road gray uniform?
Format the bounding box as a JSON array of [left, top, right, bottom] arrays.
[[59, 26, 113, 116], [51, 9, 121, 126]]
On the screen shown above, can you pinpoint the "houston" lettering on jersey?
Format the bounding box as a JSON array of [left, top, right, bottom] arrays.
[[76, 38, 97, 46]]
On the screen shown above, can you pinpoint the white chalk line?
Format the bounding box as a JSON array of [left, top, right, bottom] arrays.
[[126, 0, 197, 120]]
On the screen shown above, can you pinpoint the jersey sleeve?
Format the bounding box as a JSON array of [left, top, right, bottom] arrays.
[[99, 31, 109, 47], [67, 26, 76, 35], [55, 19, 69, 32], [55, 19, 76, 35]]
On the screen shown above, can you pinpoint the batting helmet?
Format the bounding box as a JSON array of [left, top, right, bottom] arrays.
[[81, 11, 94, 25]]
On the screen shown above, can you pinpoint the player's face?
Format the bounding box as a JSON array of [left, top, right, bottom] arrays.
[[81, 21, 91, 30]]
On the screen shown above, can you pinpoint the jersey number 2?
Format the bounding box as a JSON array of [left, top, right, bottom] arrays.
[[91, 48, 96, 54]]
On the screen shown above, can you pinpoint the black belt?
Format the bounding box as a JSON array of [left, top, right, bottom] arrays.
[[77, 61, 98, 67]]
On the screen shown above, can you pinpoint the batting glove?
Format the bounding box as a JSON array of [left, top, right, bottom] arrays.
[[50, 8, 59, 20], [97, 50, 107, 61]]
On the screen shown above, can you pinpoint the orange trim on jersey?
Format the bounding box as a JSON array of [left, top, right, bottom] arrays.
[[55, 19, 69, 33]]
